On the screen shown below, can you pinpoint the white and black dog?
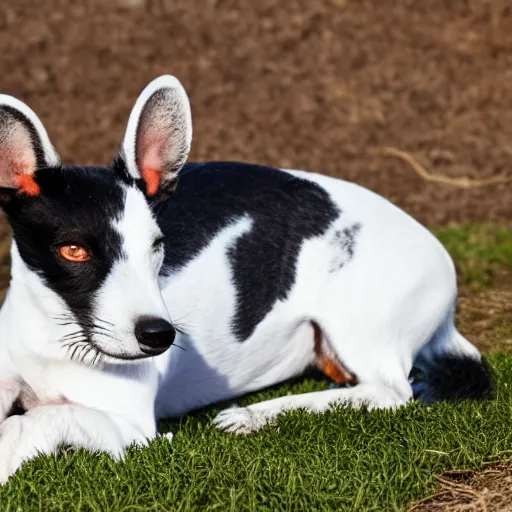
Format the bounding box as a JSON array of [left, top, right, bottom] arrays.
[[0, 76, 492, 483]]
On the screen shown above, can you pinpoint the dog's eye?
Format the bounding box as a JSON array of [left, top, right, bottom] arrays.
[[58, 244, 90, 263]]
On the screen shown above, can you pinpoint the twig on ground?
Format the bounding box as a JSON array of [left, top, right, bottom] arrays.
[[408, 490, 453, 511], [376, 147, 512, 189]]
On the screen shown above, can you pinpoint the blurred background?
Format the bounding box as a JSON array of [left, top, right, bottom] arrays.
[[0, 0, 510, 292]]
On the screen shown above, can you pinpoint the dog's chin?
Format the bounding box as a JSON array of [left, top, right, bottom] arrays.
[[72, 341, 154, 366], [93, 348, 153, 365]]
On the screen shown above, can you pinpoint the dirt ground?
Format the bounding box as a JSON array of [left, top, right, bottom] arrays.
[[410, 464, 512, 511], [458, 273, 512, 353], [0, 0, 511, 225], [0, 0, 511, 509]]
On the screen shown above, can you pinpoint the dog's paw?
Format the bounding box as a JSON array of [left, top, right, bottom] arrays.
[[0, 415, 25, 484], [212, 406, 270, 434]]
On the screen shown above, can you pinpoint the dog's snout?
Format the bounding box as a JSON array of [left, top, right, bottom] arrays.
[[135, 317, 175, 356]]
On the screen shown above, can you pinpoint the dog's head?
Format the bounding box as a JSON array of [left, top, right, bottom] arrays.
[[0, 76, 192, 364]]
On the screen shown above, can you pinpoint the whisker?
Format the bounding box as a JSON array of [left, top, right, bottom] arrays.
[[169, 313, 192, 333], [91, 349, 102, 366], [81, 344, 92, 364], [60, 330, 83, 339], [60, 331, 85, 341], [60, 337, 86, 347], [53, 313, 115, 330], [92, 317, 115, 327], [62, 340, 87, 350], [59, 332, 86, 343], [86, 324, 113, 335], [90, 331, 120, 343], [70, 343, 84, 361]]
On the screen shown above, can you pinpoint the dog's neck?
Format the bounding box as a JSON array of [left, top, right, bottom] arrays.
[[0, 243, 66, 366]]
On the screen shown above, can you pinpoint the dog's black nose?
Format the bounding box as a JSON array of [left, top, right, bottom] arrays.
[[135, 317, 175, 356]]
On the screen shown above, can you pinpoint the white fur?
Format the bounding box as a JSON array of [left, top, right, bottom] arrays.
[[92, 186, 170, 361], [0, 404, 150, 484]]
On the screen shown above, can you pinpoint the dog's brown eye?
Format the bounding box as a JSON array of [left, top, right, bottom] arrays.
[[59, 244, 90, 263]]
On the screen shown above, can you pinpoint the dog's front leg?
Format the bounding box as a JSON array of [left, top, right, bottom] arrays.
[[0, 403, 153, 484]]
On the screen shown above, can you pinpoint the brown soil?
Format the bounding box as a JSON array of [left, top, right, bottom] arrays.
[[0, 0, 511, 226], [410, 464, 512, 511], [458, 271, 512, 354], [0, 1, 511, 509]]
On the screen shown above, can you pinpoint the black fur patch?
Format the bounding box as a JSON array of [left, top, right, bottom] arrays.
[[3, 166, 127, 337], [155, 162, 340, 341], [412, 355, 494, 403], [329, 222, 362, 272], [334, 223, 361, 260]]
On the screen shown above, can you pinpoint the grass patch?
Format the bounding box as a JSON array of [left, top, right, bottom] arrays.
[[0, 354, 511, 511], [434, 224, 512, 290], [0, 223, 510, 511]]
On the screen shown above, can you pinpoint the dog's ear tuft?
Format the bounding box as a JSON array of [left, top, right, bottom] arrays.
[[121, 75, 192, 196], [0, 95, 60, 200]]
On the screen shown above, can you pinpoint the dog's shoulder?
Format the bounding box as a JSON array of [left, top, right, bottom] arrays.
[[156, 162, 341, 341]]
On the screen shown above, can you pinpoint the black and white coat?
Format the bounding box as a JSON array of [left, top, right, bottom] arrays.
[[0, 76, 491, 483]]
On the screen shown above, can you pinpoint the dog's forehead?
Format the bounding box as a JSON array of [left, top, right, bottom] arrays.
[[21, 166, 159, 240], [59, 166, 161, 242], [58, 166, 128, 216], [24, 166, 127, 223]]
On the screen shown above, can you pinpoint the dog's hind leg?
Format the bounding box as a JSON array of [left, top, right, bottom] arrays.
[[214, 323, 413, 434], [213, 379, 411, 434]]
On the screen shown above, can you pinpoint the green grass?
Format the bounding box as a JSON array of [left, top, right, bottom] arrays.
[[0, 356, 511, 511], [0, 223, 511, 511], [434, 223, 512, 290]]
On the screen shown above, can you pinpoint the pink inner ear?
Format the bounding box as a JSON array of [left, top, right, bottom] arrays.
[[139, 133, 166, 173], [0, 123, 37, 190], [138, 130, 167, 195]]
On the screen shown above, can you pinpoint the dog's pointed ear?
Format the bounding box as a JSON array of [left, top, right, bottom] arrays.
[[0, 95, 61, 200], [121, 75, 192, 196]]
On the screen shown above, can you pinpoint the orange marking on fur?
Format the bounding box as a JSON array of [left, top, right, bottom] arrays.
[[312, 321, 357, 385], [323, 359, 354, 384], [15, 174, 40, 197], [142, 167, 161, 196]]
